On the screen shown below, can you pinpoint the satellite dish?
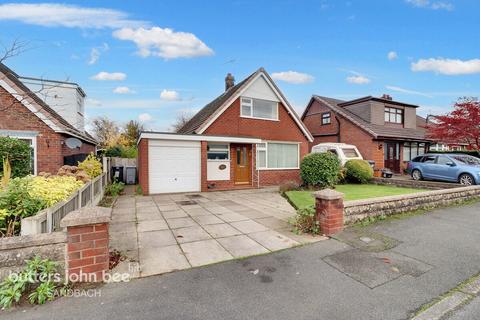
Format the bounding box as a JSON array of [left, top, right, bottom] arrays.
[[65, 137, 82, 149]]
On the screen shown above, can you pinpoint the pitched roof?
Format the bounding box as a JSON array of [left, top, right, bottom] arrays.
[[308, 95, 432, 141], [177, 68, 313, 141], [178, 70, 256, 134], [0, 62, 97, 145]]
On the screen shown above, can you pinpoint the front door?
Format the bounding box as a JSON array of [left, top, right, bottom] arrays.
[[384, 142, 400, 173], [234, 144, 251, 184]]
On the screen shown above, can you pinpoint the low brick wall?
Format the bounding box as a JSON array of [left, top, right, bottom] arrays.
[[0, 232, 66, 281], [372, 177, 460, 190], [344, 186, 480, 224]]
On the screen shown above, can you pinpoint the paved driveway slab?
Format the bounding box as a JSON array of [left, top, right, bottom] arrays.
[[109, 187, 324, 278]]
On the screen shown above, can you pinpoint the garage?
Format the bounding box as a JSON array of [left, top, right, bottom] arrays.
[[148, 140, 201, 194]]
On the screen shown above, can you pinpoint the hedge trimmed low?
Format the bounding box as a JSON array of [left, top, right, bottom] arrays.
[[344, 159, 373, 184], [300, 152, 340, 188]]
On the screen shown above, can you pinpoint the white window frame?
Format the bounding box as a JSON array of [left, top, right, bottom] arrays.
[[256, 141, 300, 170], [207, 143, 230, 162], [240, 97, 279, 121], [0, 133, 37, 175]]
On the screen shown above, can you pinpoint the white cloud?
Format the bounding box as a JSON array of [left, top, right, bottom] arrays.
[[405, 0, 453, 10], [113, 86, 134, 94], [138, 113, 153, 122], [387, 51, 398, 60], [88, 43, 109, 65], [0, 3, 146, 29], [385, 85, 433, 98], [346, 75, 371, 84], [271, 71, 314, 84], [112, 27, 214, 59], [91, 72, 126, 81], [86, 98, 102, 107], [160, 89, 180, 101], [411, 58, 480, 75]]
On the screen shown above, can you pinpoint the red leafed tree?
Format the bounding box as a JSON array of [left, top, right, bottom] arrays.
[[426, 97, 480, 150]]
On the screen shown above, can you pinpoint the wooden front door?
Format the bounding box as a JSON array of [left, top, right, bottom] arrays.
[[384, 142, 400, 173], [234, 144, 251, 184]]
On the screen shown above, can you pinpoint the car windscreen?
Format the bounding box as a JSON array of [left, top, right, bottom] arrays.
[[452, 155, 480, 165], [342, 148, 359, 158]]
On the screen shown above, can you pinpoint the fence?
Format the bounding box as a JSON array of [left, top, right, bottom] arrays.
[[21, 172, 108, 236]]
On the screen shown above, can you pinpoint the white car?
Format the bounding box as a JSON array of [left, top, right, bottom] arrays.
[[311, 143, 364, 166]]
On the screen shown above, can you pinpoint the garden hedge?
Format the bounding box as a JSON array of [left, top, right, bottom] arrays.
[[344, 159, 373, 184], [0, 137, 32, 178], [300, 152, 340, 188]]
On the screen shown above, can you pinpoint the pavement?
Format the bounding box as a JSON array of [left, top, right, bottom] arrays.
[[4, 200, 480, 320], [109, 188, 324, 278], [447, 296, 480, 320]]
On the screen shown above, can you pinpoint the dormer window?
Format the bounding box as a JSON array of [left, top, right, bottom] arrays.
[[385, 107, 403, 124], [241, 97, 278, 120], [321, 112, 331, 125]]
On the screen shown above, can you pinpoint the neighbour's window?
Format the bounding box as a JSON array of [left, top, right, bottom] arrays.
[[403, 142, 426, 161], [256, 142, 299, 169], [342, 148, 359, 158], [436, 156, 452, 165], [207, 144, 229, 160], [241, 97, 278, 120], [422, 155, 436, 163], [384, 107, 403, 124], [321, 112, 331, 125]]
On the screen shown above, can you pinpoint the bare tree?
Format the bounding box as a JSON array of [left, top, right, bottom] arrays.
[[171, 111, 193, 132], [90, 116, 120, 148]]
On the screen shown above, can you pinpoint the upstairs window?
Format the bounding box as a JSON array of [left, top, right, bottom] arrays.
[[241, 97, 278, 120], [385, 107, 403, 124], [321, 112, 331, 125]]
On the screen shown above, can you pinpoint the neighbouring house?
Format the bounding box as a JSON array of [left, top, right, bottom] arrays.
[[137, 68, 313, 195], [0, 62, 97, 175], [301, 94, 434, 173]]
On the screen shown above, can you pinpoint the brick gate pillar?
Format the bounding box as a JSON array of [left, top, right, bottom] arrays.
[[314, 189, 344, 236], [60, 206, 112, 282]]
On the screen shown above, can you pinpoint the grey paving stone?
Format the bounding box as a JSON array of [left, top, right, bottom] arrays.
[[217, 235, 269, 257], [180, 239, 233, 267], [109, 221, 136, 234], [172, 226, 212, 243], [202, 223, 242, 238], [230, 220, 269, 234], [161, 209, 188, 219], [157, 205, 180, 212], [205, 206, 234, 214], [138, 230, 177, 248], [136, 212, 162, 221], [192, 215, 223, 226], [461, 277, 480, 295], [216, 212, 250, 223], [185, 207, 211, 217], [139, 245, 190, 277], [255, 217, 290, 230], [137, 219, 169, 232], [412, 292, 471, 320], [248, 230, 299, 251], [166, 217, 197, 229]]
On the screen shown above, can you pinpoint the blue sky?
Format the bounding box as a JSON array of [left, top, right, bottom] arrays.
[[1, 0, 479, 131]]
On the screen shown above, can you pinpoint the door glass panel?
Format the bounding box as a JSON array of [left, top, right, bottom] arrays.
[[242, 147, 247, 165], [236, 148, 240, 165]]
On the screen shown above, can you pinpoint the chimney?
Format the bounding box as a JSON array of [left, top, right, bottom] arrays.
[[225, 73, 235, 91], [381, 94, 393, 101]]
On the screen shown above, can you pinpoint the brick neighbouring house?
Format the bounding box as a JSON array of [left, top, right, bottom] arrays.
[[301, 94, 434, 173], [137, 68, 313, 195], [0, 62, 97, 174]]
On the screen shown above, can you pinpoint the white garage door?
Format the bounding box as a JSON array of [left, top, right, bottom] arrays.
[[149, 140, 201, 194]]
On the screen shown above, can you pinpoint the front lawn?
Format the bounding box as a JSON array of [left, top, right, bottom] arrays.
[[285, 184, 428, 209]]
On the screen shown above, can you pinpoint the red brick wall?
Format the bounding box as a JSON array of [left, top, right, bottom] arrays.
[[137, 139, 149, 195], [0, 87, 96, 174], [204, 98, 309, 187]]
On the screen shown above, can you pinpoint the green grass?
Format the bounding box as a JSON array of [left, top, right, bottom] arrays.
[[285, 184, 428, 209]]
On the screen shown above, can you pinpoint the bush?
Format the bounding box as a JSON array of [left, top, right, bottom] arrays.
[[291, 206, 320, 234], [300, 152, 341, 188], [344, 159, 373, 184], [78, 154, 102, 178], [29, 176, 84, 207], [105, 146, 123, 157], [0, 137, 32, 178], [279, 180, 300, 193], [105, 181, 125, 197], [105, 145, 138, 158]]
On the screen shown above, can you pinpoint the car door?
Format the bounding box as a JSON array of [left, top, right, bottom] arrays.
[[420, 155, 437, 178], [434, 156, 459, 182]]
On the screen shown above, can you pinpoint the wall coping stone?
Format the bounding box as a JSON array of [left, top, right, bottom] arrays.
[[0, 232, 66, 250], [315, 188, 345, 200], [60, 206, 112, 228], [344, 185, 480, 208]]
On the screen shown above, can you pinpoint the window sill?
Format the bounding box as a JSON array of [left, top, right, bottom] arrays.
[[240, 115, 279, 122], [256, 167, 299, 171], [207, 159, 230, 162]]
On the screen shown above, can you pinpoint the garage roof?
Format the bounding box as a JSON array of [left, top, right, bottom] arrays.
[[139, 132, 263, 144]]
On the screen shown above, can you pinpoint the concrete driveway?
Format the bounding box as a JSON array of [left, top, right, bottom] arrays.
[[109, 188, 324, 277]]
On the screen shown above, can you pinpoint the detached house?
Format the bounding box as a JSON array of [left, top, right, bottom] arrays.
[[138, 68, 313, 195], [0, 63, 97, 175], [302, 94, 433, 173]]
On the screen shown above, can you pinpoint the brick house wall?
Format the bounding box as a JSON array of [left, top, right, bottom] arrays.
[[204, 97, 309, 187], [137, 139, 149, 195], [0, 87, 95, 174]]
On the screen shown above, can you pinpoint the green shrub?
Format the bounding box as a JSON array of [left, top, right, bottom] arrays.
[[291, 206, 320, 234], [78, 154, 102, 178], [120, 146, 138, 158], [300, 152, 340, 188], [0, 137, 32, 178], [105, 181, 125, 197], [105, 145, 138, 158], [105, 146, 123, 157], [344, 159, 373, 184]]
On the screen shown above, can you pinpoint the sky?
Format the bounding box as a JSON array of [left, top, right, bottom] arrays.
[[1, 0, 479, 132]]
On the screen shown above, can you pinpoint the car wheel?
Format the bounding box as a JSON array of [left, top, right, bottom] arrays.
[[459, 173, 475, 186], [412, 169, 422, 181]]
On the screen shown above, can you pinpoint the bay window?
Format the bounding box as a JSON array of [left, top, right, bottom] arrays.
[[256, 142, 299, 169], [241, 97, 278, 120]]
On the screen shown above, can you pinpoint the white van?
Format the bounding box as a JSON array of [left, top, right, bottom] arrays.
[[311, 143, 363, 166]]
